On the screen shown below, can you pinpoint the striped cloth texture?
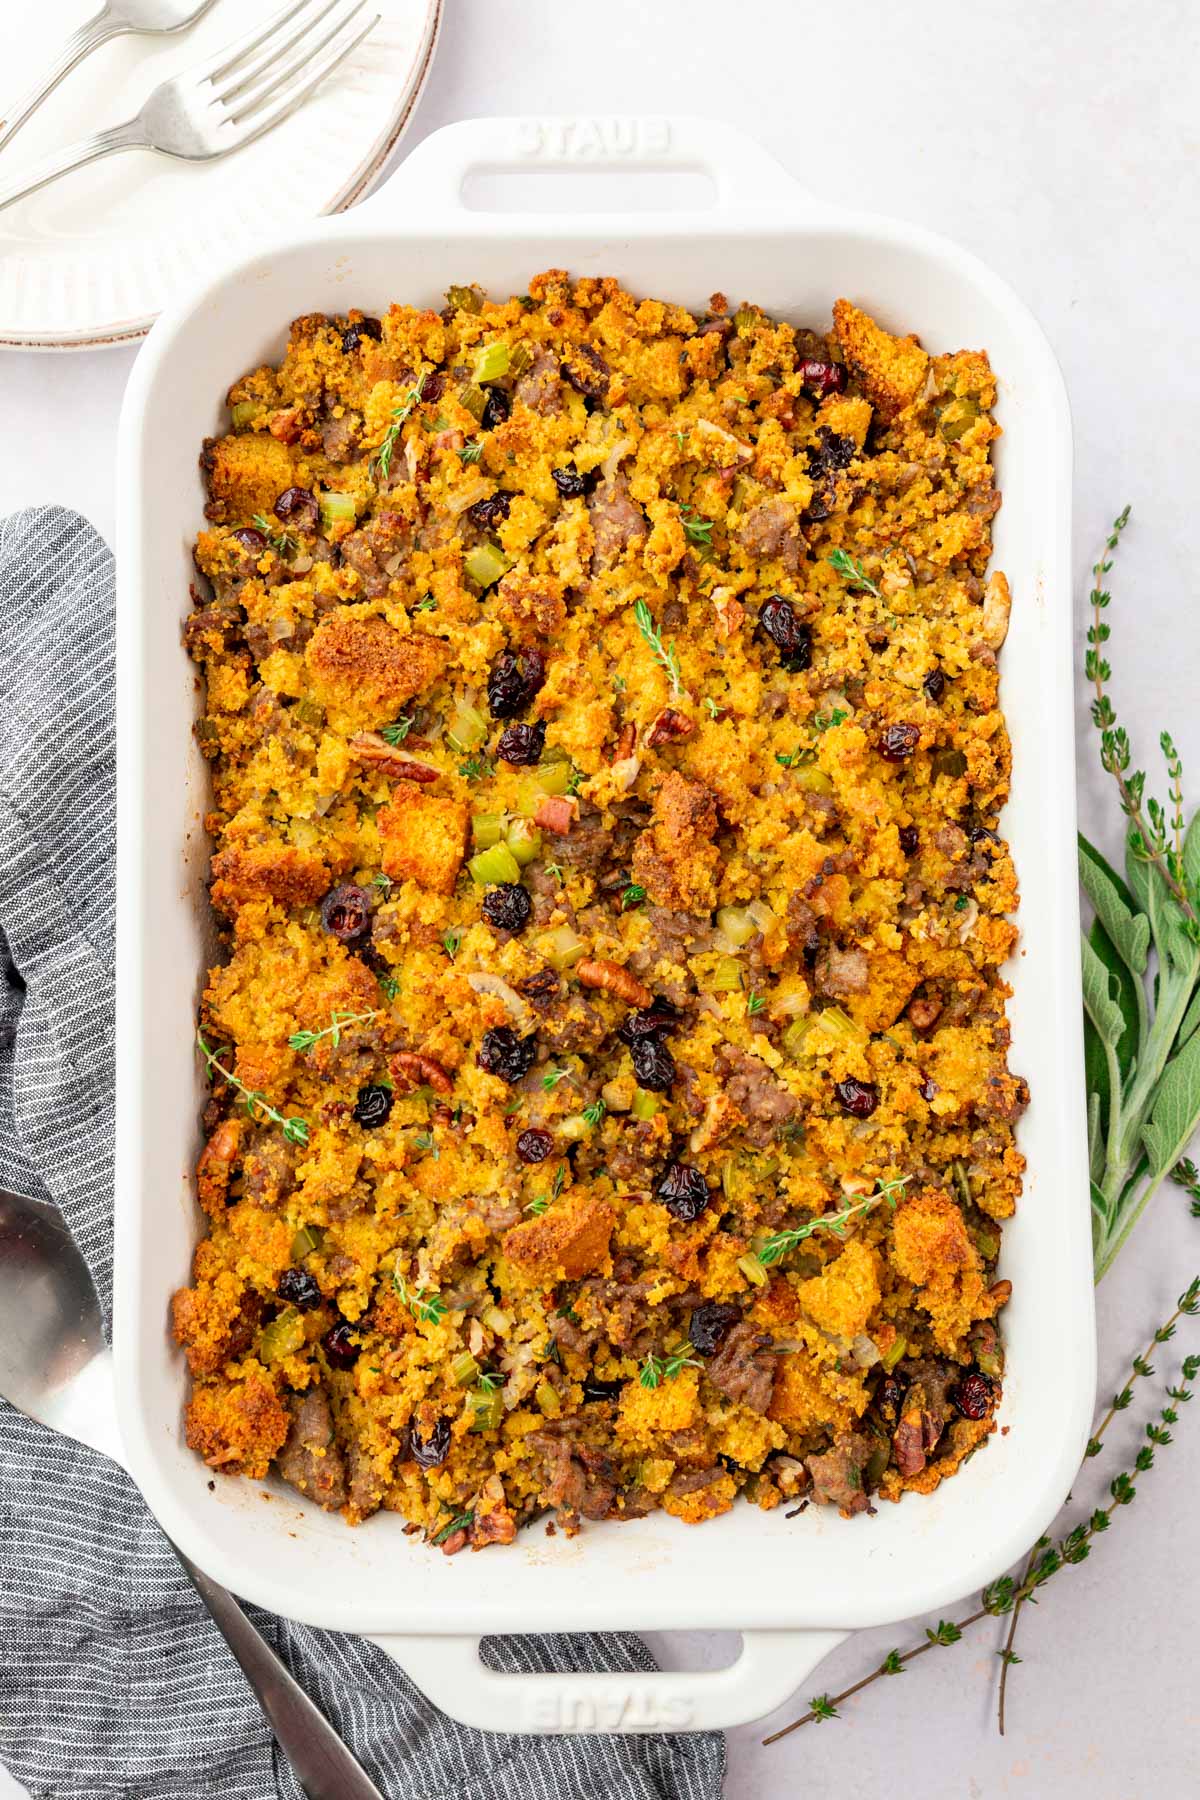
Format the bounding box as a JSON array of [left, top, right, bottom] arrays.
[[0, 507, 726, 1800]]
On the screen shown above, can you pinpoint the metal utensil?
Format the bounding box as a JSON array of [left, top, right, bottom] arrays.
[[0, 0, 379, 215], [0, 1185, 387, 1800], [0, 0, 218, 158]]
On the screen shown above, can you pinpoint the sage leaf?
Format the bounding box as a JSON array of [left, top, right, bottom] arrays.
[[1087, 917, 1140, 1079], [1087, 1089, 1104, 1185], [1126, 829, 1195, 972], [1079, 833, 1149, 975], [1082, 933, 1126, 1047], [1140, 1030, 1200, 1181]]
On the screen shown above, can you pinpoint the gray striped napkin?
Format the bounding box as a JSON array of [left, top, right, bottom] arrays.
[[0, 507, 726, 1800]]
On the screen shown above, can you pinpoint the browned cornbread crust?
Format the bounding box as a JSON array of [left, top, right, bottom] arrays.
[[174, 272, 1022, 1549]]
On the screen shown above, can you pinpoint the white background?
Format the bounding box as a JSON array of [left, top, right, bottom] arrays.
[[3, 1, 1199, 1794]]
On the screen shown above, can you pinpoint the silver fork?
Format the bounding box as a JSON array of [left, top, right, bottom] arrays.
[[0, 1, 218, 158], [0, 0, 379, 216]]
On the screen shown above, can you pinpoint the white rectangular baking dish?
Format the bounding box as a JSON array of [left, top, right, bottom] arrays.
[[113, 114, 1095, 1735]]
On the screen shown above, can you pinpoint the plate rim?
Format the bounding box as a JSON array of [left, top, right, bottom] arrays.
[[0, 0, 442, 353]]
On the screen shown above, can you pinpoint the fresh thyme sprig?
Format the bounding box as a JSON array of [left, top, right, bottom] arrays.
[[251, 512, 295, 556], [757, 1177, 908, 1267], [442, 928, 462, 960], [827, 548, 881, 598], [432, 1510, 474, 1545], [288, 1008, 380, 1054], [639, 1344, 701, 1389], [679, 503, 714, 549], [634, 597, 683, 699], [459, 439, 484, 464], [393, 1272, 447, 1325], [581, 1099, 606, 1127], [621, 882, 646, 911], [373, 374, 427, 481], [381, 716, 414, 747], [763, 1280, 1200, 1746], [1080, 508, 1200, 1277], [196, 1032, 309, 1146]]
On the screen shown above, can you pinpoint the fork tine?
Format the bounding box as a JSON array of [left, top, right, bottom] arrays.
[[223, 10, 378, 144], [225, 0, 370, 127], [211, 0, 348, 106], [192, 0, 314, 86]]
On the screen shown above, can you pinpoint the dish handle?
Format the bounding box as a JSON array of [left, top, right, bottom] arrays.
[[368, 1628, 845, 1734], [356, 114, 817, 221]]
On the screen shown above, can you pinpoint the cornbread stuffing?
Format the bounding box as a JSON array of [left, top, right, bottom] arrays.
[[174, 272, 1023, 1549]]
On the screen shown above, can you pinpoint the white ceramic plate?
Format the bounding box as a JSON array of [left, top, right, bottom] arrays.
[[0, 0, 441, 349]]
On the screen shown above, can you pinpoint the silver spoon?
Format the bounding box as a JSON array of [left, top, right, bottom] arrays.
[[0, 1185, 387, 1800], [0, 0, 218, 157]]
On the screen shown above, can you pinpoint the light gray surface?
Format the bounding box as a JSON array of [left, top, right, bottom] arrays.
[[1, 0, 1197, 1793]]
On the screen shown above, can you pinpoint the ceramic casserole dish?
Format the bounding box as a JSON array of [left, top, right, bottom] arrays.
[[113, 114, 1094, 1735]]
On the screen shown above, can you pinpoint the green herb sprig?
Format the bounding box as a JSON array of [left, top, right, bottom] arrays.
[[432, 1510, 474, 1545], [679, 503, 714, 549], [251, 513, 295, 557], [634, 597, 683, 700], [197, 1032, 308, 1147], [459, 439, 484, 464], [763, 1278, 1200, 1746], [288, 1008, 380, 1054], [827, 548, 881, 598], [639, 1344, 701, 1389], [757, 1176, 908, 1267], [393, 1272, 447, 1325], [620, 882, 646, 911], [374, 374, 427, 481], [381, 716, 414, 747]]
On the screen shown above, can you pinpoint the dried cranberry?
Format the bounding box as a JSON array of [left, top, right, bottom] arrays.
[[759, 597, 812, 669], [496, 720, 547, 765], [969, 825, 999, 846], [618, 998, 681, 1044], [950, 1372, 995, 1420], [688, 1301, 741, 1356], [630, 1036, 676, 1092], [481, 387, 511, 431], [898, 826, 920, 855], [879, 723, 920, 762], [353, 1084, 393, 1129], [481, 883, 532, 932], [919, 1077, 938, 1102], [230, 526, 266, 554], [277, 1268, 322, 1311], [515, 1126, 555, 1164], [340, 316, 383, 353], [874, 1373, 905, 1423], [274, 485, 318, 529], [582, 1376, 625, 1402], [320, 883, 371, 942], [466, 491, 513, 530], [422, 371, 446, 405], [323, 1321, 359, 1368], [520, 968, 559, 1003], [922, 668, 946, 703], [407, 1417, 451, 1470], [655, 1160, 712, 1221], [551, 466, 594, 498], [477, 1027, 537, 1083], [798, 357, 846, 396], [805, 426, 855, 479], [561, 343, 611, 401], [833, 1078, 879, 1118], [487, 648, 546, 718]]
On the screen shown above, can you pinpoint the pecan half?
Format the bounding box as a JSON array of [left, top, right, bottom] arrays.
[[905, 993, 942, 1032], [389, 1050, 454, 1095], [350, 733, 440, 782], [646, 707, 694, 749], [576, 958, 653, 1007]]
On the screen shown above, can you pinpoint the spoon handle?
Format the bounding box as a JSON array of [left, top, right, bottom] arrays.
[[0, 11, 121, 157], [170, 1540, 388, 1800]]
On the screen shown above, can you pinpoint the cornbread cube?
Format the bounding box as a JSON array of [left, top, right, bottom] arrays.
[[377, 784, 468, 894], [503, 1192, 615, 1283], [832, 298, 930, 419], [200, 433, 296, 523], [306, 612, 447, 724]]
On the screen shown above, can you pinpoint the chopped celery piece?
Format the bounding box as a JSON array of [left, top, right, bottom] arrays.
[[881, 1334, 907, 1372], [710, 956, 743, 992], [459, 382, 488, 421], [535, 760, 573, 797], [469, 843, 521, 886], [977, 1346, 1004, 1379], [447, 702, 488, 752], [951, 1161, 972, 1208], [795, 765, 834, 795], [466, 1386, 503, 1431], [721, 1157, 744, 1205], [733, 307, 760, 331], [291, 1224, 324, 1259], [781, 1018, 811, 1060], [292, 698, 326, 729], [939, 394, 980, 442], [631, 1089, 660, 1122], [482, 1304, 511, 1336], [537, 924, 586, 971], [259, 1308, 306, 1364], [737, 1253, 769, 1288], [445, 283, 483, 314], [931, 747, 967, 778], [507, 341, 533, 377], [230, 399, 264, 428], [464, 541, 511, 588], [474, 341, 511, 383], [504, 818, 541, 865], [535, 1379, 562, 1418], [973, 1227, 1001, 1261], [715, 905, 757, 947], [471, 812, 505, 850], [450, 1351, 481, 1387], [865, 1441, 890, 1485], [318, 490, 356, 532], [814, 1004, 866, 1044]]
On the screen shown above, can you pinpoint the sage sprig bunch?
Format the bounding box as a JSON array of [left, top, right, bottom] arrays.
[[1081, 508, 1200, 1277]]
